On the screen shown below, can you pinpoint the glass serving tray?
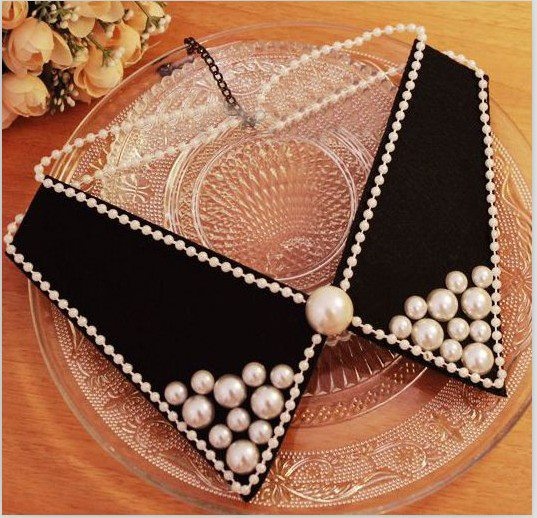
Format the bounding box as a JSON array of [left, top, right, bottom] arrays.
[[29, 23, 531, 513]]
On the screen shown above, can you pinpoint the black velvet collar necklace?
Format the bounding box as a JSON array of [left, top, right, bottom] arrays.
[[5, 39, 506, 500]]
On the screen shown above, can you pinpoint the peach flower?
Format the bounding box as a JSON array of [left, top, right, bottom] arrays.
[[124, 1, 164, 33], [50, 31, 74, 69], [2, 73, 49, 127], [73, 44, 123, 98], [67, 1, 124, 38], [3, 17, 54, 75], [93, 21, 142, 67], [2, 1, 28, 30]]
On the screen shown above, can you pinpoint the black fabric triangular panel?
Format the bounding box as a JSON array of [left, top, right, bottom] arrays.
[[8, 181, 318, 498], [335, 42, 504, 396]]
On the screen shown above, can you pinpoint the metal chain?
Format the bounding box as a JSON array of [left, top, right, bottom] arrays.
[[184, 37, 256, 127]]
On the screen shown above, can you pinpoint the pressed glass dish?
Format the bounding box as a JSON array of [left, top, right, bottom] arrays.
[[29, 23, 531, 513]]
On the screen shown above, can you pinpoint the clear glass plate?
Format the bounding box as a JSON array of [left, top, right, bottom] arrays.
[[29, 23, 531, 513]]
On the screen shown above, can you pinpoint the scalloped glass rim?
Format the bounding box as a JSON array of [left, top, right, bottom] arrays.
[[28, 22, 531, 514]]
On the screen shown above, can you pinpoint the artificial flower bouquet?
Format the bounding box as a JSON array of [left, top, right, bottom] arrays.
[[2, 1, 171, 128]]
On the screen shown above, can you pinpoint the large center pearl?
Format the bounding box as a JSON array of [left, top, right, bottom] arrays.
[[213, 374, 247, 408], [182, 395, 214, 429], [411, 318, 444, 350], [226, 440, 260, 474], [305, 285, 353, 335], [462, 342, 494, 375], [427, 288, 458, 321], [461, 287, 492, 320], [251, 385, 284, 419]]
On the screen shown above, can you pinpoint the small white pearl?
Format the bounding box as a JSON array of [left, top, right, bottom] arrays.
[[411, 318, 444, 350], [445, 271, 468, 294], [427, 288, 458, 322], [269, 364, 294, 389], [461, 287, 492, 320], [226, 407, 251, 432], [470, 320, 492, 342], [242, 362, 266, 387], [472, 265, 493, 288], [404, 296, 427, 320], [447, 317, 470, 341], [251, 385, 284, 420], [389, 315, 412, 339], [440, 339, 463, 362], [248, 420, 273, 445], [191, 370, 215, 395], [208, 424, 232, 449], [462, 343, 494, 375], [181, 395, 214, 429], [305, 285, 353, 335], [226, 440, 259, 475], [213, 374, 247, 408]]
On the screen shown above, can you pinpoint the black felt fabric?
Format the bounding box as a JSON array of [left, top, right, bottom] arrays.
[[9, 182, 319, 497], [335, 42, 504, 396]]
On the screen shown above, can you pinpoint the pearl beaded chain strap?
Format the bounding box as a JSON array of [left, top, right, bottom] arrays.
[[5, 24, 506, 497]]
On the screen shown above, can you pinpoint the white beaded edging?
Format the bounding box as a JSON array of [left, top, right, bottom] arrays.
[[4, 216, 322, 496], [338, 27, 428, 290], [39, 177, 306, 305]]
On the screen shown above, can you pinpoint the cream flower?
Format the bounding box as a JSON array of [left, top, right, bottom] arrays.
[[68, 1, 124, 37], [3, 17, 54, 75], [73, 44, 123, 98], [2, 1, 28, 30], [2, 73, 49, 125], [93, 21, 142, 67], [124, 1, 164, 33]]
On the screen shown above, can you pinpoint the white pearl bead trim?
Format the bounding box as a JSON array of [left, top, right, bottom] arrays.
[[42, 177, 307, 305], [256, 23, 426, 108], [264, 66, 403, 131], [4, 215, 323, 495], [339, 29, 428, 290]]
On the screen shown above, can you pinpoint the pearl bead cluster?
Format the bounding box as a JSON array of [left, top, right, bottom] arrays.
[[163, 362, 298, 477], [39, 177, 306, 304], [360, 266, 504, 388], [339, 28, 428, 291], [4, 212, 323, 495]]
